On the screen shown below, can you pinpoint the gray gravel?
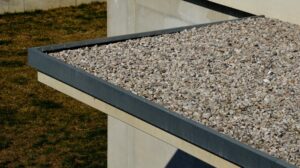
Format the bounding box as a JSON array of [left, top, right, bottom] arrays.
[[51, 17, 300, 166]]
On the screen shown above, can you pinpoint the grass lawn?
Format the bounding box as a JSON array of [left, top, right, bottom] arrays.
[[0, 2, 107, 167]]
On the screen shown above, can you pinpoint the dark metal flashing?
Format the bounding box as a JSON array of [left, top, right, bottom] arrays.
[[28, 17, 295, 168], [184, 0, 254, 18]]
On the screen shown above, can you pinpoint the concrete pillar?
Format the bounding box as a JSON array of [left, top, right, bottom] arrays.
[[107, 116, 177, 168]]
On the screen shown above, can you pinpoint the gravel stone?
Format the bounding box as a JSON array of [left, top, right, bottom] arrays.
[[50, 17, 300, 166]]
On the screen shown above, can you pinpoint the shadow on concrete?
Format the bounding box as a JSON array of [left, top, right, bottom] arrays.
[[165, 149, 214, 168]]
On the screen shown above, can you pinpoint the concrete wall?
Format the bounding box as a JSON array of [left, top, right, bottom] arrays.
[[209, 0, 300, 25], [107, 0, 235, 36], [108, 116, 178, 168], [0, 0, 105, 14]]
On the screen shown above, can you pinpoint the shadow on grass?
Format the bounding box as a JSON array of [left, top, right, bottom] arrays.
[[0, 107, 18, 126], [0, 50, 27, 57], [0, 40, 12, 46], [31, 99, 63, 109], [0, 136, 11, 150], [11, 76, 29, 85], [86, 127, 106, 140], [32, 134, 49, 148], [0, 60, 25, 68], [33, 37, 51, 42], [0, 10, 43, 17], [75, 11, 106, 21]]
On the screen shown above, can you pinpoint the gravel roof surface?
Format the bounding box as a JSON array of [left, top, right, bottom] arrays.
[[51, 17, 300, 166]]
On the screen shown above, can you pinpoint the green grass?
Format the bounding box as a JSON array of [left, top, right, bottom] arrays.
[[0, 2, 107, 167], [0, 40, 12, 45], [0, 60, 25, 68]]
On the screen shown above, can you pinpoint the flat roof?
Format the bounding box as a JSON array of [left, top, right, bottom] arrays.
[[29, 16, 299, 168]]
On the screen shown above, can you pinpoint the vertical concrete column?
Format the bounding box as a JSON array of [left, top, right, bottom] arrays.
[[107, 116, 177, 168], [107, 116, 133, 168]]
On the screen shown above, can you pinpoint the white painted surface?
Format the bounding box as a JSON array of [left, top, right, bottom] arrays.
[[0, 0, 106, 14]]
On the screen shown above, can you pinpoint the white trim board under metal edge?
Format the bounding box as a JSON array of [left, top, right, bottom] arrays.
[[37, 72, 239, 168]]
